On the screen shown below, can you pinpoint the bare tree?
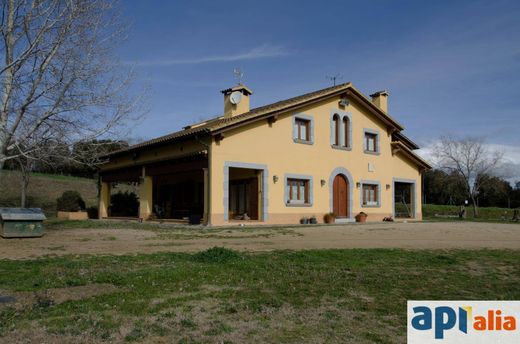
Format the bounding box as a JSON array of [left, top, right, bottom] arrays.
[[0, 0, 141, 181], [432, 136, 503, 217]]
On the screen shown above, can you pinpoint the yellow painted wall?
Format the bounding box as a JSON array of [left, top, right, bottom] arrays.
[[209, 95, 423, 225]]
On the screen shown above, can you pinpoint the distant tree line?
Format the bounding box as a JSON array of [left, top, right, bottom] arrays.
[[423, 169, 520, 209]]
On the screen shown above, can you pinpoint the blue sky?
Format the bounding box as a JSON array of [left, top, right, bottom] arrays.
[[118, 0, 520, 156]]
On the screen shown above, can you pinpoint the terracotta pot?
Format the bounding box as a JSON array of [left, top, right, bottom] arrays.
[[324, 214, 336, 224], [355, 213, 368, 223]]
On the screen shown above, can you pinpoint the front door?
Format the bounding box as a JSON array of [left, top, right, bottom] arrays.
[[333, 174, 349, 217]]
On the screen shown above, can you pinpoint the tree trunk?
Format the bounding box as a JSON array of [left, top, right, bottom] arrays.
[[20, 175, 27, 207], [20, 169, 30, 208], [470, 194, 479, 217]]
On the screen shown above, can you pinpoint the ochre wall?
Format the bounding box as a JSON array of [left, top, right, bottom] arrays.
[[209, 95, 423, 225]]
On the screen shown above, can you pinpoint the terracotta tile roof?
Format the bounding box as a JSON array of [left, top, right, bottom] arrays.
[[106, 82, 411, 157]]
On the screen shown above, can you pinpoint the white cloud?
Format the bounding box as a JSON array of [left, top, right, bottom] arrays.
[[416, 141, 520, 183], [124, 44, 288, 67]]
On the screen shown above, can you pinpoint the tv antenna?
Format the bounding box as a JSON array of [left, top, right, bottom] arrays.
[[233, 68, 244, 85], [326, 74, 342, 86]]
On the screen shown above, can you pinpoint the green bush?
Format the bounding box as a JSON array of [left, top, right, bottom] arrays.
[[86, 206, 98, 219], [192, 247, 242, 263], [56, 190, 86, 212], [109, 191, 139, 217]]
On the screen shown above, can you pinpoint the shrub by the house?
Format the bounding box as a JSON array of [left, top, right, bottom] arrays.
[[56, 190, 86, 212]]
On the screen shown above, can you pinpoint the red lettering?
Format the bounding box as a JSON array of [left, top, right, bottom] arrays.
[[504, 316, 516, 331], [474, 316, 487, 331]]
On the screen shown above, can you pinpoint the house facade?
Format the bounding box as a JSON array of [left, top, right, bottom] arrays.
[[98, 82, 430, 225]]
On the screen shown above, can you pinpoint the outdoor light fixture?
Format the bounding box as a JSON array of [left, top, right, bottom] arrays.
[[386, 184, 391, 190], [320, 179, 326, 186], [356, 182, 361, 188], [273, 175, 279, 183]]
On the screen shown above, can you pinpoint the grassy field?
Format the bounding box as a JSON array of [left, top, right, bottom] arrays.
[[0, 170, 97, 216], [423, 203, 518, 222], [1, 248, 519, 343]]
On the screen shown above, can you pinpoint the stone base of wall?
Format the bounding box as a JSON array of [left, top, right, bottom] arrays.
[[208, 212, 422, 226]]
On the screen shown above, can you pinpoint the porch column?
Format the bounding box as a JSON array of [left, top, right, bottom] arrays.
[[99, 181, 111, 219], [139, 168, 153, 220], [203, 167, 209, 224]]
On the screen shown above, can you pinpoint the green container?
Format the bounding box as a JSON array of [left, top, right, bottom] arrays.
[[0, 208, 46, 238]]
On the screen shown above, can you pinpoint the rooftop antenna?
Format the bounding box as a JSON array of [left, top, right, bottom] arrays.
[[233, 68, 244, 85], [326, 74, 342, 86]]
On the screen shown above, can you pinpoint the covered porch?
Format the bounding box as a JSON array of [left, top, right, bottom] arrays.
[[99, 152, 209, 224]]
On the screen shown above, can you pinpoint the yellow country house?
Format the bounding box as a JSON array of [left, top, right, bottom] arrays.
[[98, 82, 431, 225]]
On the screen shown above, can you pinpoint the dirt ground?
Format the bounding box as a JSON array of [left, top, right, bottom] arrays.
[[1, 221, 519, 259]]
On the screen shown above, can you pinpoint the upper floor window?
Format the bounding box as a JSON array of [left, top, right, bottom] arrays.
[[342, 117, 350, 148], [364, 129, 379, 154], [332, 114, 340, 146], [292, 114, 314, 144], [331, 111, 351, 149], [295, 118, 309, 141]]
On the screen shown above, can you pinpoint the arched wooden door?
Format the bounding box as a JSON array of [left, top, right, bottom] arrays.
[[333, 174, 349, 217]]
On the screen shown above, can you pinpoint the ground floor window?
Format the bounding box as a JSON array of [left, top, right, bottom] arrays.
[[286, 178, 309, 204], [362, 183, 379, 207]]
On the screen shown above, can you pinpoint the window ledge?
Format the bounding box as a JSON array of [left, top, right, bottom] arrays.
[[286, 202, 313, 207], [362, 204, 381, 208], [293, 138, 313, 145], [331, 145, 352, 151], [363, 150, 380, 155]]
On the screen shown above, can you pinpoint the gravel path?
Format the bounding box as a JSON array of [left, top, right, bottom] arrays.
[[1, 221, 519, 259]]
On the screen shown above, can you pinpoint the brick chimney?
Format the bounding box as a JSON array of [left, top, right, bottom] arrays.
[[370, 90, 389, 113], [221, 84, 253, 118]]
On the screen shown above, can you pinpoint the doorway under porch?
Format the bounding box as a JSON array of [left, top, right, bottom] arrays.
[[223, 162, 268, 222], [393, 179, 416, 219]]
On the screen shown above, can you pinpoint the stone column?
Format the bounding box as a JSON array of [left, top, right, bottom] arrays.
[[98, 181, 111, 219], [203, 167, 209, 225], [139, 167, 153, 220]]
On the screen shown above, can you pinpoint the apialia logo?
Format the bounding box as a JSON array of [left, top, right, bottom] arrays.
[[408, 301, 520, 343]]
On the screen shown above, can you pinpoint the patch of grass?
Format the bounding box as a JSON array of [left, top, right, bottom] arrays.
[[0, 170, 97, 216], [0, 249, 519, 343], [192, 247, 243, 263], [423, 203, 519, 223]]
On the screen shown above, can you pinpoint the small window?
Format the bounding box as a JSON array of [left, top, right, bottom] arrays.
[[343, 117, 350, 148], [362, 184, 379, 206], [364, 132, 378, 153], [332, 114, 340, 146], [286, 178, 309, 204], [294, 118, 310, 142]]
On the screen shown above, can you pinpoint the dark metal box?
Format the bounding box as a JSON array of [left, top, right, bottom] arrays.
[[0, 208, 46, 238]]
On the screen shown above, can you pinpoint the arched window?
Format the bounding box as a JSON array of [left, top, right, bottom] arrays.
[[332, 114, 340, 146], [343, 116, 350, 148]]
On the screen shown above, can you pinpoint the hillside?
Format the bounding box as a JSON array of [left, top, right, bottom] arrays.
[[0, 170, 97, 216]]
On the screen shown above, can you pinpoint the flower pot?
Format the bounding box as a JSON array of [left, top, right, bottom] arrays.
[[300, 217, 309, 224], [309, 217, 318, 224], [324, 214, 336, 224], [355, 212, 367, 223]]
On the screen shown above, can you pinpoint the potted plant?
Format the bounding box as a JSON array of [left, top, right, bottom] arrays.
[[300, 217, 309, 224], [56, 190, 88, 220], [323, 212, 336, 224], [309, 216, 318, 224], [355, 212, 368, 223]]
